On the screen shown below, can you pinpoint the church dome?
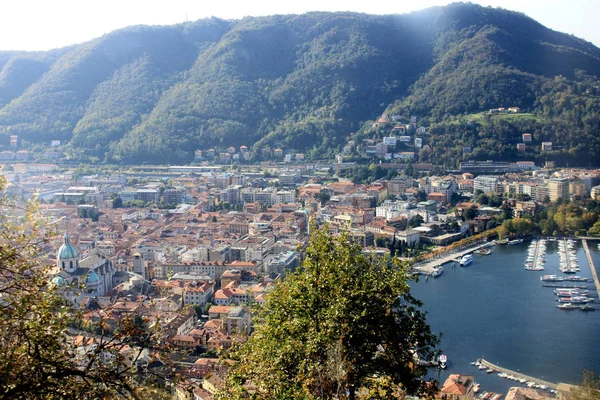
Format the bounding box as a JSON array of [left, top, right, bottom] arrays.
[[57, 233, 78, 260], [86, 271, 101, 285], [51, 275, 67, 287]]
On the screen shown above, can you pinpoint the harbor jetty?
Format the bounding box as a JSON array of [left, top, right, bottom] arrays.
[[479, 359, 557, 390], [581, 240, 600, 298], [412, 243, 485, 275]]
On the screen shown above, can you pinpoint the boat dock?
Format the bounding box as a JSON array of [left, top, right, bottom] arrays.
[[479, 359, 557, 389], [412, 243, 485, 275], [582, 240, 600, 298], [527, 239, 545, 270], [542, 284, 595, 289]]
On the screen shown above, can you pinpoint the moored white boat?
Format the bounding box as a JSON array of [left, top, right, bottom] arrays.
[[439, 354, 447, 369], [430, 266, 443, 277], [460, 254, 473, 266]]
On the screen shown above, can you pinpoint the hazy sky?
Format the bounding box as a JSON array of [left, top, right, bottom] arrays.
[[1, 0, 598, 51]]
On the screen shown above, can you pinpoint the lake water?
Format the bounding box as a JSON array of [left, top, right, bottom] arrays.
[[411, 240, 600, 394]]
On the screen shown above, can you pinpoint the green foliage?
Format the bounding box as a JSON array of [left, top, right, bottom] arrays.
[[408, 214, 424, 228], [217, 225, 439, 400], [0, 4, 599, 164], [588, 221, 600, 237], [112, 196, 123, 208], [0, 177, 159, 398], [124, 200, 148, 208], [337, 165, 398, 185], [316, 191, 331, 206], [569, 371, 600, 400]]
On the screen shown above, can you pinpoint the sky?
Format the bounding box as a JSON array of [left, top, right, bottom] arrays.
[[0, 0, 598, 51]]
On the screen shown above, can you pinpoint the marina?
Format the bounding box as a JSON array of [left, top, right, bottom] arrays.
[[524, 239, 546, 271], [412, 240, 600, 394], [558, 239, 579, 274], [477, 359, 557, 390]]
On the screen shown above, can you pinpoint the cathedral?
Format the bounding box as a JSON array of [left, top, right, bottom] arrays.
[[51, 233, 115, 304]]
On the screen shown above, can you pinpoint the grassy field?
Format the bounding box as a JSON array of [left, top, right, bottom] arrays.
[[464, 112, 541, 123]]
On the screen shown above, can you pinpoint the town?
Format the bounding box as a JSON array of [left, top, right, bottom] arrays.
[[2, 140, 600, 399]]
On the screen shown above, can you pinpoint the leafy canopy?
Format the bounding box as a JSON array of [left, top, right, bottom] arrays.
[[217, 225, 439, 400]]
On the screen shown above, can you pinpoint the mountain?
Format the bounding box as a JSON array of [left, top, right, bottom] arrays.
[[0, 3, 598, 164]]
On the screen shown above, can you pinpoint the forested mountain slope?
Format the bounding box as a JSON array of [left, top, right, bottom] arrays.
[[0, 3, 598, 164]]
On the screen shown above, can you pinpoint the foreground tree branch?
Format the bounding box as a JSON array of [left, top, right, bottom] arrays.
[[0, 177, 163, 399]]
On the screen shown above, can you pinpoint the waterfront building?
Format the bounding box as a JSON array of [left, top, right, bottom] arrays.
[[548, 178, 570, 202], [395, 229, 420, 246], [440, 374, 476, 399]]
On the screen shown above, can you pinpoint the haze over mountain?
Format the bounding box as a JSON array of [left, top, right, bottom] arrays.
[[0, 2, 598, 164]]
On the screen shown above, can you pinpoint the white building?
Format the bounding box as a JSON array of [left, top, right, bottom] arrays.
[[473, 176, 500, 194], [383, 136, 397, 146], [276, 190, 296, 204]]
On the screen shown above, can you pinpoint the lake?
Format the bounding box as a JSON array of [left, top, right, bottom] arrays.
[[411, 239, 600, 394]]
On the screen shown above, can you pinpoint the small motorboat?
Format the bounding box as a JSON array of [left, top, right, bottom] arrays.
[[439, 354, 447, 369]]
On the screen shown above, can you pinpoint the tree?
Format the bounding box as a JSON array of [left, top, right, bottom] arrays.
[[375, 236, 390, 248], [415, 190, 427, 202], [0, 177, 160, 399], [317, 191, 331, 206], [569, 371, 600, 400], [217, 225, 439, 400], [475, 193, 489, 205], [588, 221, 600, 237], [408, 214, 424, 228], [463, 205, 479, 221], [113, 197, 123, 208]]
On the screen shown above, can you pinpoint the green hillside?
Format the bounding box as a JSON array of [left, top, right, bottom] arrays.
[[0, 3, 598, 165]]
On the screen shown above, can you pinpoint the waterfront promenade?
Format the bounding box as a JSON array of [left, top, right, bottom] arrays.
[[581, 240, 600, 298], [412, 242, 488, 275], [479, 359, 557, 389]]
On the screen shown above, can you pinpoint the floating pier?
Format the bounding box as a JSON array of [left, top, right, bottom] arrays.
[[479, 359, 557, 390], [582, 240, 600, 298], [542, 284, 594, 289]]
